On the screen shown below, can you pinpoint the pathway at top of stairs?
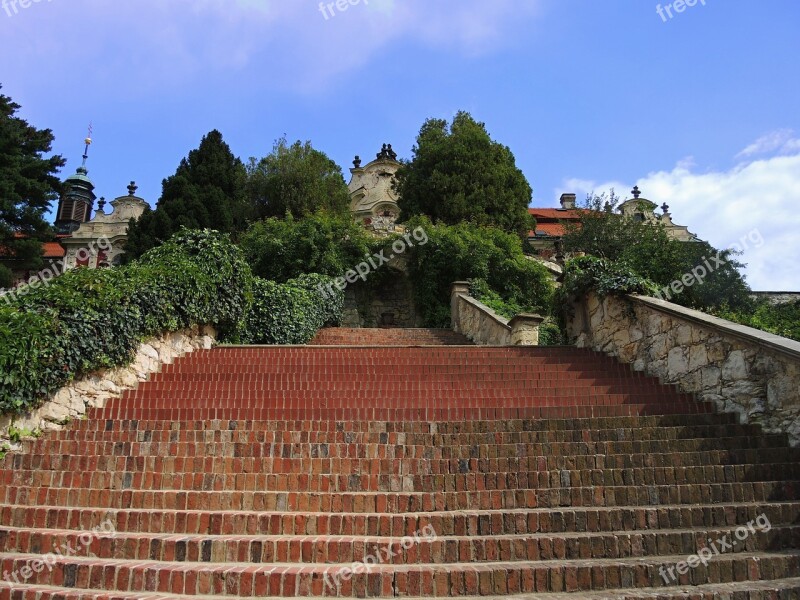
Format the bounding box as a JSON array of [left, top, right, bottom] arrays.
[[310, 328, 473, 346]]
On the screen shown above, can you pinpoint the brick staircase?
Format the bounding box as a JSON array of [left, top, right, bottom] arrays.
[[2, 327, 800, 599]]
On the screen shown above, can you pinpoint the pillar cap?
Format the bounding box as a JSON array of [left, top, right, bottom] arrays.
[[509, 313, 546, 327]]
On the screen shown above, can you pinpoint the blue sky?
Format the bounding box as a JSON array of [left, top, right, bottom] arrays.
[[1, 0, 798, 289]]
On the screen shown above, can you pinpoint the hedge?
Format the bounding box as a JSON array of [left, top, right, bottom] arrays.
[[559, 256, 659, 300], [0, 229, 253, 416], [235, 274, 344, 345]]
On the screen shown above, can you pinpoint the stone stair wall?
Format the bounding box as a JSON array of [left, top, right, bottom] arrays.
[[567, 291, 800, 446]]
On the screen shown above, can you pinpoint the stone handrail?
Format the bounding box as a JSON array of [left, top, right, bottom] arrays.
[[567, 291, 800, 445], [450, 282, 544, 346]]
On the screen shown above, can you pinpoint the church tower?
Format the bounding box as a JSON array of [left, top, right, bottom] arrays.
[[55, 131, 96, 234]]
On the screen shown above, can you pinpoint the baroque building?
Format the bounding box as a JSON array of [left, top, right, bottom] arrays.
[[346, 148, 701, 259], [51, 136, 148, 270], [1, 135, 147, 288], [347, 144, 402, 234]]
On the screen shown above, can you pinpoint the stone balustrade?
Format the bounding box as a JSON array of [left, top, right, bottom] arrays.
[[567, 292, 800, 445], [450, 282, 545, 346]]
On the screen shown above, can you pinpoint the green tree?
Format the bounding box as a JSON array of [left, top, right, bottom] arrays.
[[405, 216, 553, 327], [395, 111, 534, 237], [247, 137, 351, 219], [717, 299, 800, 343], [124, 130, 248, 260], [0, 86, 65, 287], [562, 190, 753, 311], [239, 212, 377, 283]]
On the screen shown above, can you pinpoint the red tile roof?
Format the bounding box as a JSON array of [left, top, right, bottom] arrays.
[[532, 222, 572, 236], [528, 207, 586, 238], [2, 233, 67, 259], [528, 208, 586, 220], [43, 242, 66, 258]]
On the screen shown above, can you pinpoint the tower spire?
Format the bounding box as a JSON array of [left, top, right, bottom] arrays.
[[80, 123, 93, 172]]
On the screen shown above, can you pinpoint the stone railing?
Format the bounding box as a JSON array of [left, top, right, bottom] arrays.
[[567, 292, 800, 445], [0, 325, 216, 447], [450, 282, 544, 346]]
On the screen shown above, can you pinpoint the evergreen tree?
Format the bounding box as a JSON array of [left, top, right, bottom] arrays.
[[247, 137, 351, 219], [563, 191, 753, 312], [124, 130, 248, 260], [395, 111, 534, 237], [0, 86, 65, 287]]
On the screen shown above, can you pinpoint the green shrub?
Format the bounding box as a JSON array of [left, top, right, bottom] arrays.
[[469, 278, 524, 319], [405, 216, 554, 327], [538, 317, 567, 346], [715, 299, 800, 343], [239, 213, 379, 283], [287, 273, 344, 327], [560, 256, 660, 300], [0, 229, 253, 416], [235, 274, 343, 345]]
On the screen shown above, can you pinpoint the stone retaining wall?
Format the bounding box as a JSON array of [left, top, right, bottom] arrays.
[[567, 292, 800, 445], [0, 325, 216, 446], [450, 282, 544, 346]]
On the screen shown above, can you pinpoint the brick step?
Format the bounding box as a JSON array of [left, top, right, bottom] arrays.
[[20, 436, 783, 462], [10, 448, 799, 476], [155, 361, 649, 371], [191, 345, 585, 354], [7, 463, 800, 493], [7, 458, 799, 487], [116, 394, 694, 405], [149, 376, 667, 387], [98, 398, 705, 408], [4, 481, 800, 510], [3, 524, 798, 565], [5, 502, 798, 537], [159, 359, 634, 369], [129, 382, 675, 394], [35, 423, 764, 445], [63, 413, 739, 433], [1, 550, 799, 596], [117, 381, 687, 393], [172, 347, 606, 355], [158, 364, 640, 374], [4, 578, 800, 600], [502, 578, 800, 600], [32, 430, 772, 454], [89, 404, 713, 422]]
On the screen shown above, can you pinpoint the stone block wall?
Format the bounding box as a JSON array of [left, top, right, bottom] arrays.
[[0, 325, 216, 447], [567, 292, 800, 445]]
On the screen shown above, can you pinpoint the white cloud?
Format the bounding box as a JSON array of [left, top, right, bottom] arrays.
[[736, 129, 800, 159], [0, 0, 542, 95], [560, 151, 800, 291]]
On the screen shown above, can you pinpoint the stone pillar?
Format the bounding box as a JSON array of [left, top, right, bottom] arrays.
[[450, 281, 471, 331], [509, 313, 546, 346]]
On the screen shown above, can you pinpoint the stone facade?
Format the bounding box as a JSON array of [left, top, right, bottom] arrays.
[[750, 292, 800, 305], [0, 326, 216, 447], [618, 188, 701, 242], [61, 183, 148, 268], [567, 292, 800, 445], [348, 146, 402, 235]]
